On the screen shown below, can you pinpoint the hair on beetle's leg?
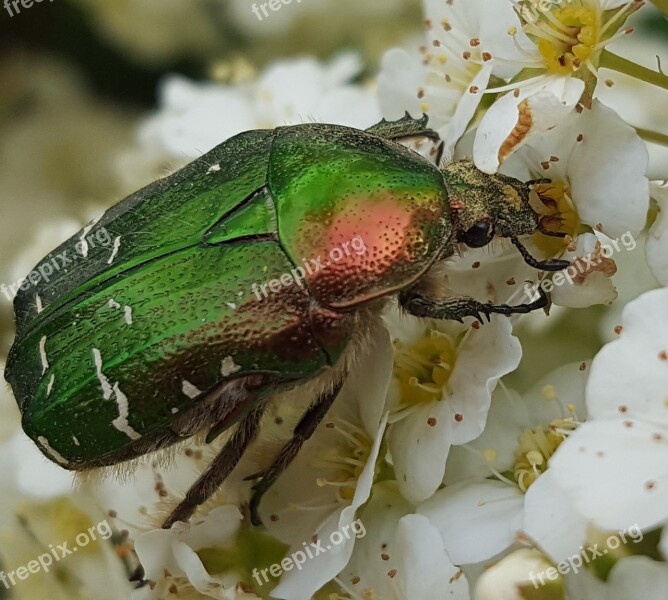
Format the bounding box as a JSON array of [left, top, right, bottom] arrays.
[[246, 377, 346, 526], [400, 285, 549, 324], [161, 404, 266, 530]]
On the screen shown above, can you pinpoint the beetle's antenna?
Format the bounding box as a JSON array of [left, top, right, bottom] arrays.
[[510, 237, 570, 272]]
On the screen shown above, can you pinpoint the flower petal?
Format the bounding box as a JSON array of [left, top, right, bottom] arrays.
[[548, 420, 668, 530], [586, 288, 668, 426], [418, 480, 524, 564]]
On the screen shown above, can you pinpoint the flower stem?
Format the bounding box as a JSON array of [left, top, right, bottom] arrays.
[[650, 0, 668, 17], [635, 126, 668, 147], [600, 49, 668, 91]]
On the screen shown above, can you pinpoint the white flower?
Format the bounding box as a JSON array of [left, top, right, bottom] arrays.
[[646, 180, 668, 286], [337, 482, 470, 600], [379, 0, 642, 171], [499, 100, 649, 307], [421, 362, 589, 565], [473, 548, 564, 600], [259, 321, 392, 600], [547, 287, 668, 531], [473, 0, 641, 173], [378, 0, 529, 157], [384, 307, 521, 505], [133, 506, 256, 600]]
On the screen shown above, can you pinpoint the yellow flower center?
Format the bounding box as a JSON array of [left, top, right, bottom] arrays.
[[513, 416, 577, 492], [515, 0, 639, 80], [536, 5, 600, 75], [393, 328, 460, 406], [530, 182, 580, 256], [316, 419, 373, 503]]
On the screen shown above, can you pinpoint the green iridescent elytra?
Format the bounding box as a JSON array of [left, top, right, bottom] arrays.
[[5, 114, 565, 528]]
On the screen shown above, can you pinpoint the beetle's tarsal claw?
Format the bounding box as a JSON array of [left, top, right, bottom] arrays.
[[243, 471, 263, 482], [129, 565, 147, 586]]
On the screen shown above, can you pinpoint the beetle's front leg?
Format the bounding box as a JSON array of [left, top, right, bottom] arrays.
[[400, 285, 549, 323], [247, 377, 346, 526]]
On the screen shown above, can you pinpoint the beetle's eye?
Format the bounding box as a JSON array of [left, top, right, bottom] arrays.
[[462, 220, 495, 248]]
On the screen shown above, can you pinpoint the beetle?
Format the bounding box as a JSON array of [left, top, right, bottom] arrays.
[[4, 113, 568, 531]]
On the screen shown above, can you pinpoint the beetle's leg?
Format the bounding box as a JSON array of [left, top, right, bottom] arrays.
[[365, 112, 441, 143], [400, 285, 549, 324], [247, 378, 346, 526], [161, 404, 265, 529]]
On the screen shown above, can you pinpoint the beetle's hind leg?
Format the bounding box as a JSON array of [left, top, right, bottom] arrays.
[[400, 285, 549, 324], [246, 377, 346, 526], [161, 404, 266, 529]]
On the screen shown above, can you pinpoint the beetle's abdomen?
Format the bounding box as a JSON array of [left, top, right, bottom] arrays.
[[270, 124, 451, 309]]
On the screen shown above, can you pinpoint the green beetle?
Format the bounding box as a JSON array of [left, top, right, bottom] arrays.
[[5, 114, 567, 529]]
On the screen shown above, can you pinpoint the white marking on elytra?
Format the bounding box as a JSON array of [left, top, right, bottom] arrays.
[[207, 164, 221, 174], [92, 348, 114, 400], [221, 356, 241, 377], [111, 383, 142, 440], [72, 435, 81, 446], [108, 300, 133, 325], [46, 374, 55, 397], [78, 215, 102, 258], [39, 336, 49, 374], [37, 436, 69, 465], [181, 380, 202, 399], [92, 348, 141, 440], [36, 294, 44, 314], [171, 407, 180, 414], [107, 236, 122, 264], [226, 302, 237, 310]]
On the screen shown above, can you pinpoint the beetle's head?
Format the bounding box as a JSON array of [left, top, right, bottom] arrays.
[[442, 160, 569, 271]]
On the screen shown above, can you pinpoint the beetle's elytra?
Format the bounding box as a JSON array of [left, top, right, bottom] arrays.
[[5, 114, 568, 528]]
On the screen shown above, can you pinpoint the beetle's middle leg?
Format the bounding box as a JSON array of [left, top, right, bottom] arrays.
[[400, 285, 549, 323], [246, 377, 346, 526], [161, 404, 265, 529]]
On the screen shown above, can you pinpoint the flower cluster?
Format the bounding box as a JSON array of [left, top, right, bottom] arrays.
[[2, 1, 668, 599]]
